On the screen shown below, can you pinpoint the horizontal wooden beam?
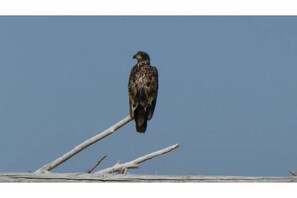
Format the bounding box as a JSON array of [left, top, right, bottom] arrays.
[[1, 173, 297, 182]]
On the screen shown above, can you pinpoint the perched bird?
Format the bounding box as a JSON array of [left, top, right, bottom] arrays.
[[128, 51, 159, 133]]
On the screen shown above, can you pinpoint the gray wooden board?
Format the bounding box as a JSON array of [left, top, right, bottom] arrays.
[[0, 173, 297, 182]]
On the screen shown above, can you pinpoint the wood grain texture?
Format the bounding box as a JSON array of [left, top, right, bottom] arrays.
[[1, 173, 297, 182]]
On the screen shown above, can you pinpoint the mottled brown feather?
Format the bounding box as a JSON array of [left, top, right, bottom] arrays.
[[128, 61, 158, 133]]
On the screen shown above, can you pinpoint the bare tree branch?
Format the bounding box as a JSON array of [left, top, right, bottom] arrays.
[[95, 144, 179, 174], [290, 170, 297, 176], [35, 115, 133, 173], [87, 155, 107, 173]]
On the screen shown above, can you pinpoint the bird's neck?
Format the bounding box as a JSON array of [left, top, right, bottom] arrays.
[[137, 60, 150, 66]]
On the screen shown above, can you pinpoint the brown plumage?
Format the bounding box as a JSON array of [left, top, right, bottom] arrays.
[[128, 51, 159, 133]]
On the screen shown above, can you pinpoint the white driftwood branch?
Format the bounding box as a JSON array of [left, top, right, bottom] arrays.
[[35, 115, 133, 173], [95, 143, 179, 174]]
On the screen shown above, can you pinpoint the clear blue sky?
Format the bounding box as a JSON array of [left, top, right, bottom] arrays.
[[1, 16, 297, 176]]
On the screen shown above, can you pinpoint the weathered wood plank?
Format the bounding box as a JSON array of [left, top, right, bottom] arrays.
[[1, 173, 297, 182]]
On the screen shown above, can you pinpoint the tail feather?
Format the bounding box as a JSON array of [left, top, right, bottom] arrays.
[[134, 106, 148, 133]]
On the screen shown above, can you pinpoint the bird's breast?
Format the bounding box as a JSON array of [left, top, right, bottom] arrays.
[[136, 67, 148, 84]]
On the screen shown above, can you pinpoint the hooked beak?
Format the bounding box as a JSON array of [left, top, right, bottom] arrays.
[[133, 54, 137, 59]]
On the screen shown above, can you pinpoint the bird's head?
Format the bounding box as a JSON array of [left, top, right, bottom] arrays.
[[133, 51, 150, 65]]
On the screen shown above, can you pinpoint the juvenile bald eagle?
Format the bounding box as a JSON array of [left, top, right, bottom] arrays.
[[128, 51, 159, 133]]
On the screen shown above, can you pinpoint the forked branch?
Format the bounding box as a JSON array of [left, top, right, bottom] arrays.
[[95, 144, 179, 174], [35, 115, 133, 173]]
